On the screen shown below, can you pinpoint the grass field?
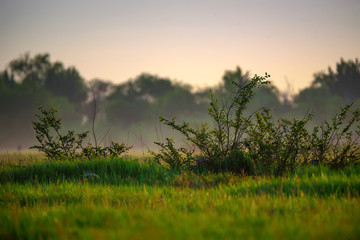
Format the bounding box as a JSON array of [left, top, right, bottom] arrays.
[[0, 155, 359, 239]]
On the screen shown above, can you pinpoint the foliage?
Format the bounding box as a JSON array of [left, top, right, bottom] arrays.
[[221, 149, 255, 175], [30, 106, 88, 160], [82, 142, 132, 159], [1, 53, 360, 153], [153, 73, 271, 171], [9, 53, 88, 104], [220, 67, 282, 113], [105, 73, 202, 126], [30, 105, 131, 160], [293, 86, 345, 123], [221, 66, 250, 93], [0, 53, 88, 149], [313, 58, 360, 102], [44, 62, 88, 104], [151, 137, 194, 171], [309, 104, 360, 169], [293, 58, 360, 120], [244, 109, 312, 176], [154, 72, 360, 175]]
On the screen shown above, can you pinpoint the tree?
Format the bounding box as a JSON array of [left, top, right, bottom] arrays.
[[105, 78, 151, 126], [104, 73, 203, 126], [8, 53, 88, 105], [221, 66, 250, 93], [133, 73, 173, 100], [44, 62, 88, 104], [313, 58, 360, 103], [156, 84, 198, 117], [219, 66, 282, 113], [293, 86, 345, 122], [88, 78, 114, 102], [0, 53, 87, 149], [9, 52, 51, 86]]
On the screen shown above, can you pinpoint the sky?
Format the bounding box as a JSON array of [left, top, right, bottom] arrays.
[[0, 0, 359, 92]]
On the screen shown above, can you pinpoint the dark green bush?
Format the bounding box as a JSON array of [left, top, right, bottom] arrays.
[[153, 73, 270, 172], [244, 108, 312, 176], [308, 104, 360, 169], [153, 73, 360, 176], [151, 137, 194, 171], [31, 105, 131, 160], [222, 150, 255, 175]]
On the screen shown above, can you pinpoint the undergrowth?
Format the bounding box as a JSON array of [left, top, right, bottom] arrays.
[[153, 73, 360, 175], [1, 157, 359, 196], [28, 73, 360, 177], [31, 106, 132, 160]]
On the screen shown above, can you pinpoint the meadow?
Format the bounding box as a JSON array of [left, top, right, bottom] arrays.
[[0, 154, 359, 240], [1, 73, 359, 239]]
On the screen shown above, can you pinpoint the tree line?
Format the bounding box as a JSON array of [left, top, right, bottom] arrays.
[[0, 53, 359, 149]]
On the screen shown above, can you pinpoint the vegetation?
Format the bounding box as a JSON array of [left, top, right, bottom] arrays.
[[1, 53, 360, 239], [154, 73, 360, 175], [27, 71, 359, 175], [1, 53, 359, 150], [30, 105, 132, 160], [0, 156, 359, 240]]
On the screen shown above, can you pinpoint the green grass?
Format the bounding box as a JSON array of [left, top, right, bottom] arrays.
[[0, 150, 45, 168], [0, 157, 177, 186], [0, 156, 359, 239]]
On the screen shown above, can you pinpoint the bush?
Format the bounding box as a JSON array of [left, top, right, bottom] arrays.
[[308, 104, 360, 169], [244, 108, 312, 176], [31, 105, 131, 160], [153, 73, 360, 175], [153, 73, 270, 172]]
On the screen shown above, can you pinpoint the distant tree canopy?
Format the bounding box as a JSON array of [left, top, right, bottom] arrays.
[[8, 53, 88, 105], [312, 58, 360, 103], [222, 66, 250, 93], [45, 63, 88, 104], [0, 53, 87, 148], [293, 58, 360, 119], [105, 73, 202, 126], [218, 67, 282, 113], [0, 52, 359, 149]]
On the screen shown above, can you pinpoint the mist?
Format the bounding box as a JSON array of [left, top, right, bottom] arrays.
[[1, 53, 359, 151]]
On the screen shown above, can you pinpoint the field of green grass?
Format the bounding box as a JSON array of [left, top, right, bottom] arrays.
[[1, 154, 359, 240]]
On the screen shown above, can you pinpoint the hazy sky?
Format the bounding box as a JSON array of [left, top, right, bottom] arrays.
[[1, 0, 359, 92]]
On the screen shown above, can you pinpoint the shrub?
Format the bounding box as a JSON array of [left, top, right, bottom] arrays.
[[153, 73, 360, 175], [244, 108, 312, 176], [308, 104, 360, 169], [153, 73, 270, 172], [31, 105, 131, 160], [151, 137, 194, 171]]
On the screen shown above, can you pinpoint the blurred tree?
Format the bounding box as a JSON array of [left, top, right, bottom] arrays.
[[312, 58, 360, 103], [248, 84, 282, 114], [218, 66, 282, 113], [105, 73, 202, 126], [106, 78, 151, 125], [293, 86, 345, 122], [156, 84, 197, 117], [44, 62, 88, 104], [0, 70, 16, 89], [133, 73, 173, 100], [88, 78, 114, 102], [222, 66, 250, 93], [0, 53, 86, 149], [8, 53, 88, 105], [82, 79, 114, 122], [0, 69, 51, 149], [9, 52, 51, 86], [106, 96, 151, 126]]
